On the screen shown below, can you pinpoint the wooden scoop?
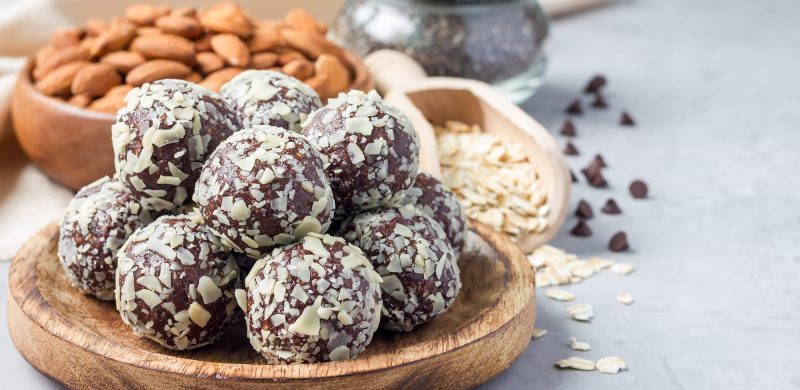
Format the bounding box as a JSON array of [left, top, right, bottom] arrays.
[[364, 50, 571, 252]]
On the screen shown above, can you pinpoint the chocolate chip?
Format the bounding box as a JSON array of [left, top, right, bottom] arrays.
[[609, 231, 629, 252], [566, 99, 582, 115], [560, 120, 576, 137], [601, 198, 622, 214], [584, 75, 607, 94], [620, 111, 636, 126], [570, 220, 592, 237], [571, 169, 578, 183], [629, 180, 648, 199], [574, 199, 593, 219], [591, 94, 608, 109], [592, 154, 607, 168], [588, 171, 608, 188], [564, 142, 579, 156]]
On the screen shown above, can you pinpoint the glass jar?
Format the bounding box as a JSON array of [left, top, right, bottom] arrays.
[[329, 0, 549, 103]]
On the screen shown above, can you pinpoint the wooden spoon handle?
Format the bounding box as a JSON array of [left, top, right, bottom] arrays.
[[364, 49, 428, 96]]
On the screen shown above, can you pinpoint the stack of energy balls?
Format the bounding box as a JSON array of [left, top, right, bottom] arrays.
[[57, 70, 468, 364]]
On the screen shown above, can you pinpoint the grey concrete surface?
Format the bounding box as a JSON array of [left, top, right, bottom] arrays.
[[2, 0, 800, 389]]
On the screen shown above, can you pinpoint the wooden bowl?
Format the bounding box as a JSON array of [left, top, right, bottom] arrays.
[[11, 52, 374, 191], [366, 50, 571, 253], [8, 221, 535, 389]]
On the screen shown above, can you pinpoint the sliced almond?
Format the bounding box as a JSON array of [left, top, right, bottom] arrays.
[[617, 292, 634, 305], [610, 262, 636, 275], [555, 357, 595, 371], [210, 34, 250, 67], [35, 61, 90, 96], [596, 357, 627, 374], [196, 52, 225, 75], [566, 303, 594, 322], [569, 337, 591, 351], [126, 59, 191, 86], [199, 2, 253, 38], [282, 58, 313, 80], [250, 52, 278, 70], [155, 15, 203, 39], [199, 67, 243, 92], [130, 34, 196, 66], [33, 45, 91, 81], [91, 23, 136, 57], [531, 328, 547, 340], [71, 63, 122, 97], [545, 288, 575, 302], [100, 51, 145, 74]]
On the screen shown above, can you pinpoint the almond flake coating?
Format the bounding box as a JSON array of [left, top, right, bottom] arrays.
[[116, 214, 241, 351], [302, 90, 420, 214], [244, 233, 383, 364], [193, 125, 335, 259], [58, 176, 150, 300], [343, 204, 461, 332], [112, 79, 241, 212], [221, 70, 321, 132], [399, 172, 467, 254]]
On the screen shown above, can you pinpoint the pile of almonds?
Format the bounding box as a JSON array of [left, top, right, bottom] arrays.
[[32, 2, 354, 113]]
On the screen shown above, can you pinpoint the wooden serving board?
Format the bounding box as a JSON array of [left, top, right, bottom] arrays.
[[8, 221, 535, 389]]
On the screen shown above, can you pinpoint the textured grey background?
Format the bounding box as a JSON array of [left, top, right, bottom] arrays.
[[2, 0, 800, 389]]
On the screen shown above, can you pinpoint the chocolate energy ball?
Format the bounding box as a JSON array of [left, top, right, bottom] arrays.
[[400, 172, 467, 254], [116, 213, 241, 351], [302, 90, 420, 214], [58, 176, 149, 300], [112, 79, 241, 212], [220, 70, 322, 132], [193, 125, 335, 259], [343, 205, 461, 332], [240, 233, 383, 364]]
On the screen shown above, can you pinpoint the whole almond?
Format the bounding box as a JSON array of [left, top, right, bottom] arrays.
[[195, 34, 213, 51], [91, 23, 136, 57], [126, 3, 168, 26], [100, 51, 145, 74], [130, 34, 196, 66], [314, 54, 350, 99], [85, 19, 109, 36], [33, 45, 91, 80], [196, 52, 225, 75], [282, 58, 313, 80], [71, 63, 122, 97], [126, 59, 191, 86], [280, 29, 324, 59], [170, 6, 196, 18], [285, 8, 323, 35], [136, 27, 163, 36], [67, 94, 93, 108], [251, 52, 278, 69], [276, 49, 305, 66], [199, 2, 253, 38], [51, 27, 82, 49], [303, 74, 328, 97], [186, 72, 203, 83], [35, 61, 90, 96], [89, 84, 133, 114], [155, 15, 203, 39], [199, 67, 243, 92], [248, 28, 282, 52], [210, 34, 250, 67]]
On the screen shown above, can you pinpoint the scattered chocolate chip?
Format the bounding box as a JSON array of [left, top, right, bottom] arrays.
[[601, 198, 622, 214], [570, 220, 592, 237], [629, 180, 648, 199], [571, 169, 578, 183], [591, 93, 608, 109], [574, 199, 593, 219], [592, 154, 607, 168], [564, 142, 579, 156], [609, 231, 629, 252], [620, 111, 636, 126], [588, 171, 608, 188], [560, 120, 577, 137], [584, 75, 607, 94], [566, 99, 582, 115]]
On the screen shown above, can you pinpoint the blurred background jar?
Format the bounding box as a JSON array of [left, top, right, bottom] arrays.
[[329, 0, 549, 103]]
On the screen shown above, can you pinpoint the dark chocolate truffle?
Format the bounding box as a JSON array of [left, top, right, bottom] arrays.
[[116, 213, 241, 350], [220, 70, 322, 132], [241, 233, 382, 364], [193, 125, 335, 259], [112, 79, 240, 212], [343, 205, 461, 332], [58, 176, 149, 300], [400, 172, 467, 254], [302, 90, 420, 214]]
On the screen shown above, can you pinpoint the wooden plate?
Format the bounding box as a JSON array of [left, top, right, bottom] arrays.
[[8, 221, 535, 389]]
